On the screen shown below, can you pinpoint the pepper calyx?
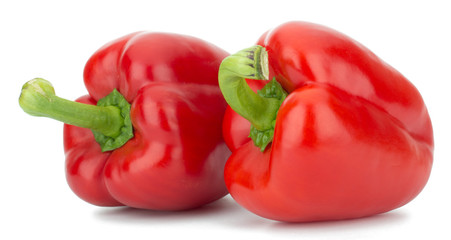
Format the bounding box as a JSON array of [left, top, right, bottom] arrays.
[[249, 78, 287, 151], [92, 89, 134, 152]]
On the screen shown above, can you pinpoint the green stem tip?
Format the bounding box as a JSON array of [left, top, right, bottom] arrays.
[[218, 46, 287, 151], [19, 78, 133, 152]]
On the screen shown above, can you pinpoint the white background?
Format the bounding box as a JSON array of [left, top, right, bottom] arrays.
[[1, 0, 450, 239]]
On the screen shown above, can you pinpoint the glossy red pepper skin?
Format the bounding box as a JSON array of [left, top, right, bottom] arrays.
[[64, 32, 230, 210], [223, 22, 433, 222]]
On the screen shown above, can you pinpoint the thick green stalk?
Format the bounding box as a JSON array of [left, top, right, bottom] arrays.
[[218, 46, 287, 151], [19, 78, 133, 151]]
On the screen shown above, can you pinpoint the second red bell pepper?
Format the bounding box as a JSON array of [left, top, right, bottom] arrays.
[[219, 21, 434, 222], [19, 32, 230, 210]]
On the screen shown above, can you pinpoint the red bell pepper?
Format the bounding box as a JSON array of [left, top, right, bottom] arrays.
[[19, 32, 230, 210], [219, 21, 433, 222]]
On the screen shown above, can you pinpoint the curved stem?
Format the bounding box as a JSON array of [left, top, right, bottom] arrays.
[[218, 46, 280, 131], [218, 46, 287, 151], [19, 78, 133, 151]]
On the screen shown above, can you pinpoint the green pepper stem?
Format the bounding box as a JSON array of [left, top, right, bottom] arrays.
[[219, 46, 287, 151], [19, 78, 126, 145], [218, 46, 281, 131], [19, 78, 123, 137]]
